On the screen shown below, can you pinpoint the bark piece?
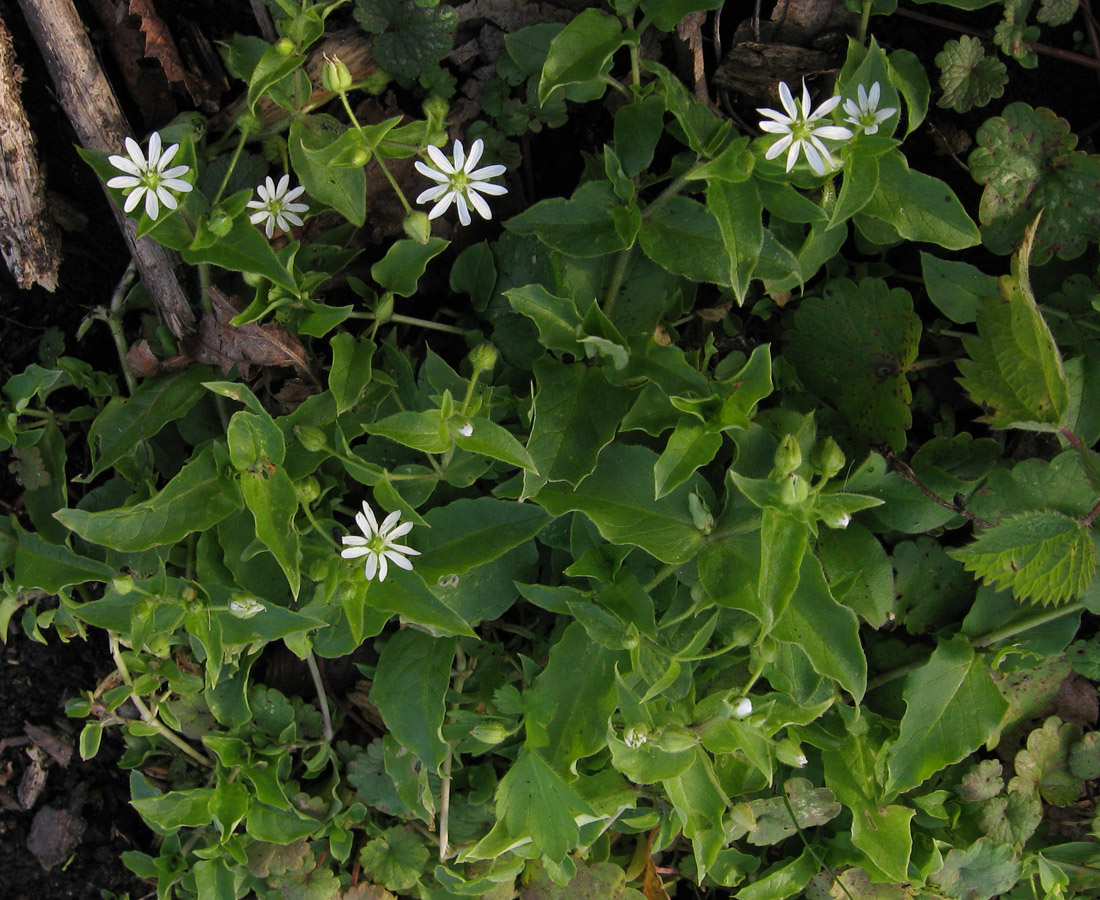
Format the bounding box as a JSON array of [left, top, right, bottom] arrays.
[[0, 10, 61, 291], [16, 0, 195, 337]]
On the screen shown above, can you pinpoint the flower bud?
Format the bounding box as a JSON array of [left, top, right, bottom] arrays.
[[773, 434, 802, 477], [402, 211, 432, 243], [688, 491, 714, 534], [779, 473, 808, 506], [820, 505, 851, 529], [469, 342, 498, 375], [111, 574, 135, 595], [620, 624, 640, 651], [422, 95, 449, 127], [274, 38, 296, 56], [733, 697, 753, 719], [470, 721, 509, 745], [776, 738, 807, 767], [623, 725, 648, 749], [457, 422, 474, 438], [206, 208, 234, 238], [651, 726, 698, 753], [294, 476, 321, 506], [229, 595, 265, 618], [294, 424, 327, 453], [374, 293, 394, 325], [811, 437, 845, 479], [321, 54, 354, 94], [236, 109, 262, 136]]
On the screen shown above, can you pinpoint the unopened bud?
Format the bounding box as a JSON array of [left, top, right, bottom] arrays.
[[294, 425, 327, 453], [776, 738, 807, 767], [469, 342, 498, 375], [111, 575, 135, 595], [624, 725, 648, 749], [779, 473, 808, 506], [773, 434, 802, 477], [652, 726, 698, 753], [470, 721, 509, 745], [733, 697, 753, 719], [294, 475, 321, 505], [422, 95, 449, 127], [321, 54, 354, 94], [688, 491, 714, 534], [229, 595, 265, 619], [274, 38, 296, 57], [207, 208, 234, 238], [812, 437, 845, 479], [820, 505, 851, 529]]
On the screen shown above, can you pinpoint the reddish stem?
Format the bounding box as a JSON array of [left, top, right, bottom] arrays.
[[1061, 427, 1084, 450], [1084, 497, 1100, 528]]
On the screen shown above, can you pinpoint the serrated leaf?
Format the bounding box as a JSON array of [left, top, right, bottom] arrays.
[[1069, 732, 1100, 780], [496, 750, 593, 863], [353, 0, 457, 80], [359, 826, 429, 892], [1010, 716, 1083, 805], [787, 277, 920, 451], [958, 759, 1004, 802], [933, 838, 1022, 900], [950, 511, 1095, 607], [978, 790, 1041, 845], [935, 37, 1007, 113], [956, 227, 1070, 430], [1037, 0, 1077, 25], [970, 103, 1100, 262]]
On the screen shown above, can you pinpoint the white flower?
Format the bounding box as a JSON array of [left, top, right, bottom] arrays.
[[415, 138, 508, 227], [624, 725, 648, 749], [229, 596, 265, 618], [757, 80, 854, 176], [340, 500, 420, 582], [458, 422, 474, 438], [842, 82, 897, 136], [106, 131, 193, 219], [733, 697, 753, 719], [246, 175, 309, 239]]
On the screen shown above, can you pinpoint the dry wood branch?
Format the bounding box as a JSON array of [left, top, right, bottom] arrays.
[[0, 10, 61, 291], [15, 0, 195, 337]]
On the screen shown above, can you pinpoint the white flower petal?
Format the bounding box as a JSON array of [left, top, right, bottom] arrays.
[[470, 181, 508, 197], [364, 553, 379, 581], [452, 139, 466, 170], [144, 189, 160, 219], [161, 178, 193, 193], [456, 194, 471, 227], [785, 140, 802, 172], [384, 543, 420, 557], [417, 184, 451, 204], [379, 510, 402, 534], [387, 521, 414, 540], [108, 155, 142, 176], [415, 160, 450, 182], [284, 185, 306, 202], [376, 554, 389, 582], [106, 175, 142, 189], [426, 143, 456, 175], [249, 210, 269, 225], [778, 82, 797, 119], [759, 121, 794, 135], [385, 551, 415, 571], [146, 131, 163, 167], [341, 546, 370, 559], [814, 125, 854, 141], [463, 138, 484, 172], [765, 133, 793, 160], [123, 136, 146, 167], [158, 141, 180, 169], [428, 190, 456, 219], [468, 163, 506, 180], [276, 173, 290, 197], [802, 141, 825, 176], [123, 187, 145, 213], [467, 189, 492, 220]]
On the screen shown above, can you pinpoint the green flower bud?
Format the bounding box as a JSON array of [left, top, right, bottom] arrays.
[[422, 95, 449, 127], [776, 738, 808, 767], [321, 54, 354, 94], [688, 491, 714, 534], [753, 636, 778, 665], [294, 425, 327, 453], [294, 475, 321, 506], [403, 211, 432, 244], [469, 342, 498, 375], [374, 293, 394, 325], [651, 726, 698, 753], [229, 595, 265, 619], [206, 208, 234, 238], [621, 624, 640, 651], [732, 697, 753, 719], [779, 472, 808, 506], [111, 574, 135, 595], [623, 725, 648, 749], [820, 505, 851, 529], [773, 434, 802, 477], [274, 37, 296, 56], [812, 437, 845, 479], [236, 108, 262, 136], [470, 721, 510, 745]]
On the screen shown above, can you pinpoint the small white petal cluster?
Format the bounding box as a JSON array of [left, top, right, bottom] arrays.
[[842, 82, 897, 135], [340, 500, 420, 582], [733, 697, 753, 719], [624, 725, 649, 749], [757, 80, 856, 176], [107, 131, 193, 219], [415, 138, 508, 226], [247, 175, 309, 239]]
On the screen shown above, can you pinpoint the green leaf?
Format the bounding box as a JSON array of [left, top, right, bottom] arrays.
[[246, 44, 305, 111], [533, 622, 619, 771], [496, 750, 593, 863], [505, 284, 584, 356], [654, 418, 723, 499], [455, 418, 536, 471], [638, 196, 731, 288], [737, 849, 818, 900], [537, 8, 623, 104], [86, 368, 208, 481], [614, 94, 666, 177], [935, 37, 1008, 113], [371, 630, 454, 773], [773, 554, 866, 700], [328, 333, 375, 414], [959, 759, 1005, 801], [886, 635, 1009, 796], [289, 120, 366, 226], [786, 277, 920, 451], [920, 252, 997, 324], [55, 445, 241, 553], [1011, 716, 1083, 805], [1037, 0, 1077, 25], [239, 465, 301, 599], [523, 359, 634, 498], [951, 511, 1094, 606], [506, 181, 634, 258], [415, 498, 549, 581], [353, 0, 458, 79], [743, 778, 842, 846], [818, 522, 895, 628], [359, 826, 429, 892], [371, 238, 449, 297], [970, 103, 1100, 263], [887, 48, 931, 136], [361, 573, 475, 637], [956, 232, 1070, 430], [640, 0, 724, 30], [932, 838, 1022, 900], [860, 149, 979, 249], [536, 443, 704, 565], [706, 178, 763, 304], [133, 788, 217, 832]]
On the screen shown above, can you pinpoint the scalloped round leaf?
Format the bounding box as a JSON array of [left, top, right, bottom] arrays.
[[935, 37, 1007, 114], [353, 0, 457, 80], [950, 510, 1096, 607], [969, 103, 1100, 262]]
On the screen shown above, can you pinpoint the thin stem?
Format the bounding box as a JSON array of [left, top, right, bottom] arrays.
[[338, 92, 412, 215], [1084, 498, 1100, 529], [887, 452, 993, 528], [306, 654, 334, 742], [347, 311, 467, 334], [858, 0, 872, 44], [211, 128, 248, 207], [603, 245, 633, 318], [104, 262, 139, 395], [644, 563, 679, 594], [109, 634, 214, 767], [972, 602, 1085, 648], [1061, 427, 1084, 451], [440, 643, 472, 860]]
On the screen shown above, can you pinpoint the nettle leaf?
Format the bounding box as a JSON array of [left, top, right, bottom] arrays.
[[787, 277, 920, 451], [956, 226, 1070, 430], [886, 635, 1009, 797], [958, 759, 1005, 802], [950, 511, 1095, 607], [1037, 0, 1077, 25], [1010, 716, 1084, 805], [932, 838, 1022, 900], [353, 0, 457, 80], [935, 36, 1008, 113], [359, 825, 429, 892], [496, 750, 594, 863], [969, 103, 1100, 262]]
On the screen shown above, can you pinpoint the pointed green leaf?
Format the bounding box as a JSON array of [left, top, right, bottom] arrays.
[[537, 8, 623, 104], [496, 750, 594, 863]]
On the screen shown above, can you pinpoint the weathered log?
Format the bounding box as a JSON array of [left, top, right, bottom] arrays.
[[0, 9, 61, 291], [15, 0, 195, 337]]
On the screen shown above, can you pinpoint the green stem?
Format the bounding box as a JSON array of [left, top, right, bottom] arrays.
[[339, 92, 412, 215], [644, 563, 679, 594], [211, 128, 248, 207], [104, 262, 139, 395], [347, 311, 467, 334], [858, 0, 872, 44], [306, 654, 334, 742], [109, 634, 214, 767], [603, 245, 633, 317]]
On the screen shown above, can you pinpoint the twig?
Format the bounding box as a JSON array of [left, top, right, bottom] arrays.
[[887, 452, 993, 528]]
